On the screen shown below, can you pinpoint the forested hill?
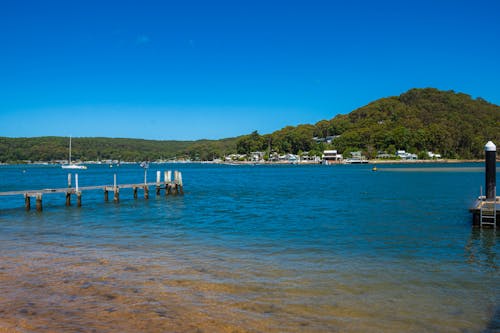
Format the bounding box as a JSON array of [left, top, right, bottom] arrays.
[[1, 88, 499, 163], [0, 136, 239, 163], [236, 88, 500, 159]]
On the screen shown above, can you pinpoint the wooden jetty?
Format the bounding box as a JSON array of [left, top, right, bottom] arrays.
[[0, 170, 183, 212]]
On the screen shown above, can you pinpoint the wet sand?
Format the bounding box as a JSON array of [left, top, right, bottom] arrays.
[[0, 250, 344, 333]]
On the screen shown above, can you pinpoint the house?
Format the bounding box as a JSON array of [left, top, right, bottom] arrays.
[[344, 151, 368, 164], [250, 152, 265, 162], [323, 150, 343, 162], [427, 151, 442, 159], [396, 150, 418, 160]]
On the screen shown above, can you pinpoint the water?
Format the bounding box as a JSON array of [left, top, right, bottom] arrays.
[[0, 163, 498, 332]]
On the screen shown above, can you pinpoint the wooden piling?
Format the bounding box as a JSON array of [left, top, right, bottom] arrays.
[[144, 186, 149, 200], [67, 173, 72, 188], [156, 171, 161, 195], [36, 193, 43, 212], [114, 187, 120, 203], [77, 191, 82, 207], [178, 171, 184, 195], [133, 186, 138, 199], [165, 170, 172, 196], [104, 189, 109, 202], [24, 193, 31, 211], [65, 192, 71, 206]]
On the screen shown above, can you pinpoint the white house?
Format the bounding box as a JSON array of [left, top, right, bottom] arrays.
[[427, 151, 442, 159], [323, 150, 343, 162], [396, 150, 418, 160]]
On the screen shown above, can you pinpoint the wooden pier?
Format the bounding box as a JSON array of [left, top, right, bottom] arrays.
[[0, 170, 183, 212]]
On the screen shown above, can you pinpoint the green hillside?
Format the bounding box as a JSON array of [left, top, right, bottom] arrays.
[[1, 88, 499, 163], [0, 136, 239, 163], [237, 88, 500, 159]]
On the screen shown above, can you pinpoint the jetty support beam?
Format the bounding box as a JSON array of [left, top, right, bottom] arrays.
[[24, 193, 31, 211], [36, 193, 43, 212]]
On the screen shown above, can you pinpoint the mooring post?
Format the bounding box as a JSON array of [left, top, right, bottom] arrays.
[[144, 185, 149, 200], [36, 193, 43, 212], [156, 170, 161, 195], [165, 170, 172, 196], [114, 187, 120, 203], [104, 188, 109, 202], [173, 171, 182, 195], [65, 192, 71, 206], [485, 141, 497, 200], [75, 173, 79, 192], [133, 186, 138, 199], [77, 191, 82, 207], [178, 171, 184, 195], [67, 173, 72, 188], [24, 193, 31, 211]]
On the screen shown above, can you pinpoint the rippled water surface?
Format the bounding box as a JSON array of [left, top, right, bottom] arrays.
[[0, 163, 499, 332]]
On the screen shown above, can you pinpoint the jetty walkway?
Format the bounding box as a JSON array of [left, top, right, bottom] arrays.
[[0, 170, 183, 212]]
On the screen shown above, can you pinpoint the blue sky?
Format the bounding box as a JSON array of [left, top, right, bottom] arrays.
[[1, 0, 499, 140]]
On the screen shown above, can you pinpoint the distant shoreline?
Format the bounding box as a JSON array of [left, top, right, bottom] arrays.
[[0, 159, 493, 167]]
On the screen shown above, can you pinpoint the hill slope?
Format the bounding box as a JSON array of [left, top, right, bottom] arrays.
[[1, 88, 499, 162], [0, 136, 239, 163], [237, 88, 500, 159]]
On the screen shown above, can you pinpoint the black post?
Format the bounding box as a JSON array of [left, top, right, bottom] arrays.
[[485, 141, 496, 199]]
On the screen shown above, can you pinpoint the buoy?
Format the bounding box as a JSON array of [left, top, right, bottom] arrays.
[[372, 166, 377, 172]]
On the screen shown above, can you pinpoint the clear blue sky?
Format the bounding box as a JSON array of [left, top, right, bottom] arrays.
[[1, 0, 499, 140]]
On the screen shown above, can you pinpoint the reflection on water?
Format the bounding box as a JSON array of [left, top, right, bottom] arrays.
[[466, 229, 499, 271], [0, 163, 499, 332]]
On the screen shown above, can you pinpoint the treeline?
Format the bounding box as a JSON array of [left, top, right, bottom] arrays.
[[235, 88, 500, 159], [0, 136, 239, 163], [1, 88, 499, 163]]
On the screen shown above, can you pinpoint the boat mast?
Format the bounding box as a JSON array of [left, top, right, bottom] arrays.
[[69, 136, 72, 164]]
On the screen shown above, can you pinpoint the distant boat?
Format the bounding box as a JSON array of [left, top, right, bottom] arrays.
[[61, 136, 87, 170]]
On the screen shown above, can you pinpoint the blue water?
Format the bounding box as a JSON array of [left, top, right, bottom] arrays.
[[0, 163, 498, 332]]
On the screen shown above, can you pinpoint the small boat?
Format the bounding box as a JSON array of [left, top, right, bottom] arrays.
[[61, 136, 87, 170]]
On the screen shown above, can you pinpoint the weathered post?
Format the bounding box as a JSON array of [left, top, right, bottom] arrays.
[[165, 170, 172, 196], [133, 186, 138, 199], [144, 185, 149, 200], [173, 171, 178, 195], [77, 191, 82, 207], [24, 193, 31, 211], [75, 173, 79, 193], [113, 173, 119, 202], [104, 188, 109, 202], [66, 192, 71, 206], [67, 173, 72, 188], [156, 171, 161, 195], [485, 141, 497, 199], [178, 171, 184, 195], [36, 193, 43, 212]]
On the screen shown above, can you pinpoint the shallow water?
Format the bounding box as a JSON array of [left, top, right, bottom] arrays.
[[0, 163, 498, 332]]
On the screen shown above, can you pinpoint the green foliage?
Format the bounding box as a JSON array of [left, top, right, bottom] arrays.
[[0, 136, 238, 163], [1, 88, 499, 162], [322, 88, 500, 159]]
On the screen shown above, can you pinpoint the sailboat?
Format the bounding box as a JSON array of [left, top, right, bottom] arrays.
[[61, 136, 87, 170]]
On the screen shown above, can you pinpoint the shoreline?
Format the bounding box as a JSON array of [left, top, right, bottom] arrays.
[[0, 159, 494, 167]]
